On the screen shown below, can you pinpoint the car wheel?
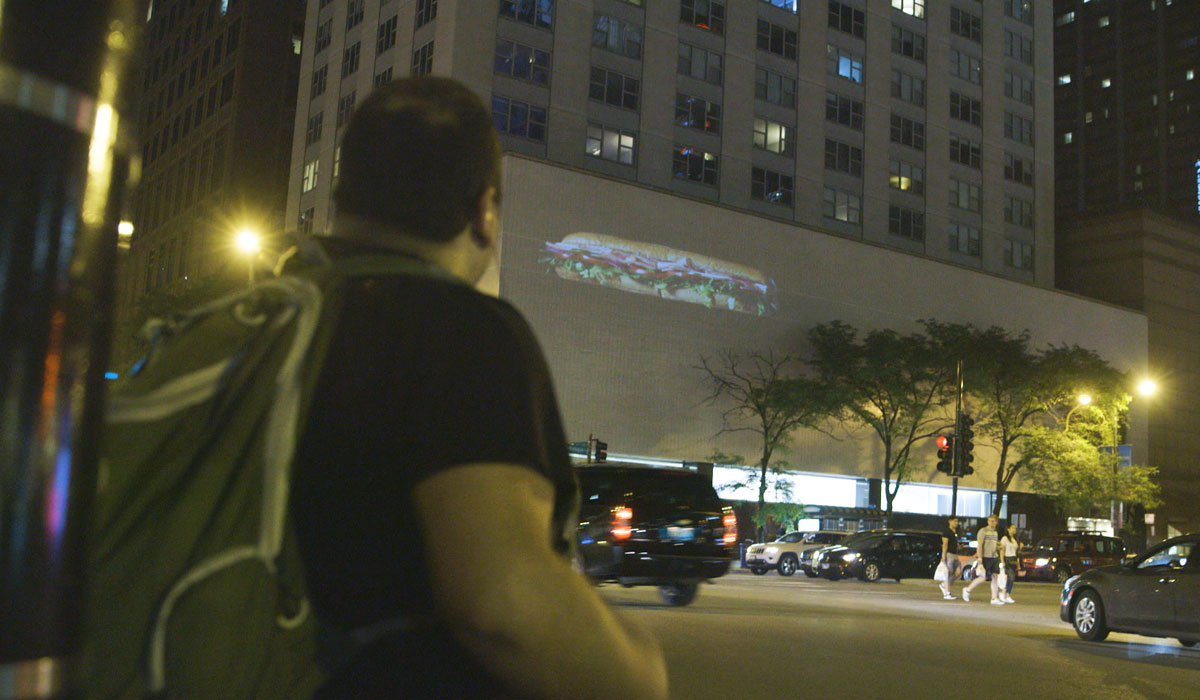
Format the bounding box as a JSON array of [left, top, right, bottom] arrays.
[[861, 562, 882, 583], [749, 566, 769, 576], [1055, 566, 1073, 584], [778, 554, 799, 577], [658, 582, 699, 607], [1179, 639, 1198, 648], [1072, 590, 1110, 642]]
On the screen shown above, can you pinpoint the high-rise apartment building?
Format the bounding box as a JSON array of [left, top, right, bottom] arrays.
[[117, 0, 305, 360], [288, 0, 1055, 285], [1054, 0, 1200, 537]]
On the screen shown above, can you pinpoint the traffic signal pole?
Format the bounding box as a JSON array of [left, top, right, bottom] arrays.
[[951, 359, 963, 517], [0, 2, 138, 697]]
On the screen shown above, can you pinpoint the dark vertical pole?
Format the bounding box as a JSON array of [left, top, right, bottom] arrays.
[[951, 359, 963, 517], [0, 2, 137, 698]]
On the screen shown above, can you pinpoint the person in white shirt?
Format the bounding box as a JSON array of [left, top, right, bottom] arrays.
[[963, 515, 1003, 605], [998, 524, 1021, 604]]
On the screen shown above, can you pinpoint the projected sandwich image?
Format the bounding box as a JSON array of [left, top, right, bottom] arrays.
[[540, 233, 778, 316]]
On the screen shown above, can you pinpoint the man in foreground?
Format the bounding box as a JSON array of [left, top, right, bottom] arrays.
[[289, 77, 669, 700], [963, 514, 1003, 605], [938, 516, 961, 600]]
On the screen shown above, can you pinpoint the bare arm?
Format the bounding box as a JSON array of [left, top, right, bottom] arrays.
[[413, 463, 669, 700]]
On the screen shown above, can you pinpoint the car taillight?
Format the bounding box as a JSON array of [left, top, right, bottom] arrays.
[[722, 508, 737, 545], [611, 506, 633, 540]]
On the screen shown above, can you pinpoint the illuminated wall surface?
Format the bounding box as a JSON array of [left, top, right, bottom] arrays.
[[499, 156, 1149, 492]]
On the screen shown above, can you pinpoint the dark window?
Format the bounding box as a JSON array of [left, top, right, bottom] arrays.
[[377, 16, 398, 54], [1004, 112, 1034, 145], [756, 67, 795, 107], [499, 0, 554, 29], [890, 113, 925, 150], [1005, 0, 1033, 26], [1004, 196, 1034, 228], [336, 91, 357, 127], [825, 91, 864, 129], [305, 112, 323, 146], [824, 138, 863, 176], [673, 145, 719, 185], [891, 25, 925, 63], [950, 49, 981, 84], [679, 43, 723, 84], [593, 15, 642, 59], [219, 69, 235, 105], [341, 42, 361, 77], [950, 7, 981, 41], [1005, 71, 1034, 105], [949, 223, 981, 256], [675, 93, 721, 134], [950, 92, 982, 126], [824, 187, 862, 224], [889, 204, 925, 241], [346, 0, 364, 30], [751, 166, 794, 205], [589, 67, 640, 110], [828, 1, 865, 38], [374, 67, 394, 87], [311, 65, 328, 98], [1004, 29, 1033, 66], [492, 95, 547, 141], [681, 0, 724, 35], [757, 19, 797, 59], [495, 40, 550, 84], [411, 40, 434, 76], [890, 69, 925, 106], [1005, 152, 1034, 186], [416, 0, 438, 28], [226, 19, 240, 53], [949, 134, 981, 168]]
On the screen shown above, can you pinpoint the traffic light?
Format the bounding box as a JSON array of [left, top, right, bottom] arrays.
[[594, 440, 608, 462], [936, 435, 954, 474], [957, 414, 975, 476]]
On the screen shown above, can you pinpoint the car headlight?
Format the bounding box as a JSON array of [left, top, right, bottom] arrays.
[[842, 552, 858, 562], [765, 546, 778, 554], [1035, 557, 1050, 567]]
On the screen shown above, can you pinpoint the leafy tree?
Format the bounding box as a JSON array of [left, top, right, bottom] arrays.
[[697, 351, 835, 541], [705, 451, 806, 536], [807, 321, 960, 517], [1019, 426, 1161, 514]]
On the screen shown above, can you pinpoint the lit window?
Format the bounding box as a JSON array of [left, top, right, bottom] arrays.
[[824, 187, 862, 224], [301, 159, 319, 193], [754, 118, 793, 155], [673, 145, 719, 184], [1188, 69, 1195, 81], [892, 0, 924, 19], [1098, 16, 1110, 27], [1101, 78, 1111, 88], [1056, 11, 1075, 25], [1057, 74, 1072, 85], [585, 123, 635, 164], [1064, 132, 1073, 144]]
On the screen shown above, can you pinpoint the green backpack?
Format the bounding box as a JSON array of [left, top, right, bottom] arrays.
[[81, 252, 445, 700]]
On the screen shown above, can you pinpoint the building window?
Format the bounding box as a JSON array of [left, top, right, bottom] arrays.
[[890, 113, 925, 150], [1004, 153, 1034, 186], [948, 223, 980, 256], [678, 43, 723, 84], [346, 0, 364, 29], [949, 134, 981, 168], [892, 0, 924, 18], [1100, 77, 1111, 88], [1004, 0, 1033, 26], [593, 15, 643, 59], [311, 65, 327, 97], [1057, 74, 1072, 85], [754, 118, 793, 155], [681, 0, 724, 35], [499, 0, 553, 29], [1063, 131, 1073, 145], [1004, 112, 1034, 145], [824, 138, 863, 177], [949, 178, 981, 212], [827, 45, 863, 83], [332, 146, 341, 179], [341, 42, 361, 77], [220, 69, 235, 104], [301, 159, 319, 193], [1056, 11, 1075, 26], [411, 40, 434, 76], [586, 123, 635, 164], [675, 93, 721, 134], [888, 204, 924, 240], [890, 69, 925, 106], [305, 112, 323, 146], [824, 187, 862, 224], [889, 159, 924, 195], [1004, 195, 1034, 228], [752, 167, 794, 206], [495, 40, 550, 84], [891, 25, 926, 63], [416, 0, 438, 28], [825, 92, 864, 130], [673, 145, 719, 185], [377, 16, 398, 54], [374, 67, 393, 87], [757, 19, 797, 59], [950, 7, 980, 41], [949, 92, 982, 126], [299, 207, 314, 236], [762, 0, 797, 11], [756, 67, 795, 107], [1004, 30, 1033, 66], [950, 49, 981, 84], [589, 67, 640, 110], [1098, 15, 1110, 28], [315, 19, 332, 53], [828, 2, 865, 38], [336, 92, 357, 127], [1005, 72, 1034, 105], [492, 95, 547, 141], [1004, 238, 1033, 270]]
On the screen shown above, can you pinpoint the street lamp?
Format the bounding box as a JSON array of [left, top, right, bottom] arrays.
[[234, 228, 261, 286], [1137, 379, 1157, 397]]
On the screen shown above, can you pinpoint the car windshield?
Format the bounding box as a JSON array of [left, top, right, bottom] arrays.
[[577, 467, 720, 505], [847, 535, 888, 550], [1137, 542, 1194, 569], [837, 531, 881, 547]]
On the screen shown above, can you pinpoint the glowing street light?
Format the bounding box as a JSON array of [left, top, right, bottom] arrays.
[[234, 228, 261, 285], [1077, 393, 1092, 406], [1137, 379, 1157, 397]]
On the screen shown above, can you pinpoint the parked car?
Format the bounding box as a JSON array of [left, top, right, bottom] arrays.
[[811, 530, 942, 582], [1060, 533, 1199, 646], [745, 530, 851, 576], [1021, 531, 1126, 583], [574, 463, 736, 606]]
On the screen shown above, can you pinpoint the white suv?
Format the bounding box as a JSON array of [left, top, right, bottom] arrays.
[[745, 531, 851, 576]]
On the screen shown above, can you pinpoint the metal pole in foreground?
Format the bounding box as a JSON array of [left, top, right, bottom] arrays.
[[951, 359, 963, 517], [0, 1, 138, 698]]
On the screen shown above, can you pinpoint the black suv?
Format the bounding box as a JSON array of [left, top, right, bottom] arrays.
[[1019, 531, 1126, 583], [811, 530, 942, 582], [574, 463, 736, 606]]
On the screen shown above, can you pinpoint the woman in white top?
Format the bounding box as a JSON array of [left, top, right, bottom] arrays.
[[998, 524, 1021, 604]]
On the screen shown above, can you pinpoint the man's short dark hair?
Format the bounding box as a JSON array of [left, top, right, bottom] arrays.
[[334, 77, 502, 242]]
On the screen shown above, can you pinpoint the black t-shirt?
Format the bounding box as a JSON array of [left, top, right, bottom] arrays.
[[290, 264, 576, 698], [942, 528, 959, 553]]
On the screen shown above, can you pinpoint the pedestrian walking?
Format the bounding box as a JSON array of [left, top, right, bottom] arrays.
[[289, 77, 669, 700], [998, 524, 1021, 604], [938, 516, 962, 600], [963, 514, 1004, 605]]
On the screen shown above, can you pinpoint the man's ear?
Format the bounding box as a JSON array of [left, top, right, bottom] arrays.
[[471, 186, 500, 249]]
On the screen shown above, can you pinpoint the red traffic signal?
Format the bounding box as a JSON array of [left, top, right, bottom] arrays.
[[936, 435, 950, 450]]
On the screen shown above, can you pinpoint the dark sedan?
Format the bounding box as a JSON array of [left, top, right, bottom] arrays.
[[1060, 534, 1199, 646], [811, 530, 942, 582]]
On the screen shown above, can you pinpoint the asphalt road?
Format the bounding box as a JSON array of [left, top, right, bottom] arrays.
[[597, 569, 1200, 700]]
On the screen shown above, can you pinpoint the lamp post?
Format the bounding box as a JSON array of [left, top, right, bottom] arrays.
[[234, 228, 261, 286]]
